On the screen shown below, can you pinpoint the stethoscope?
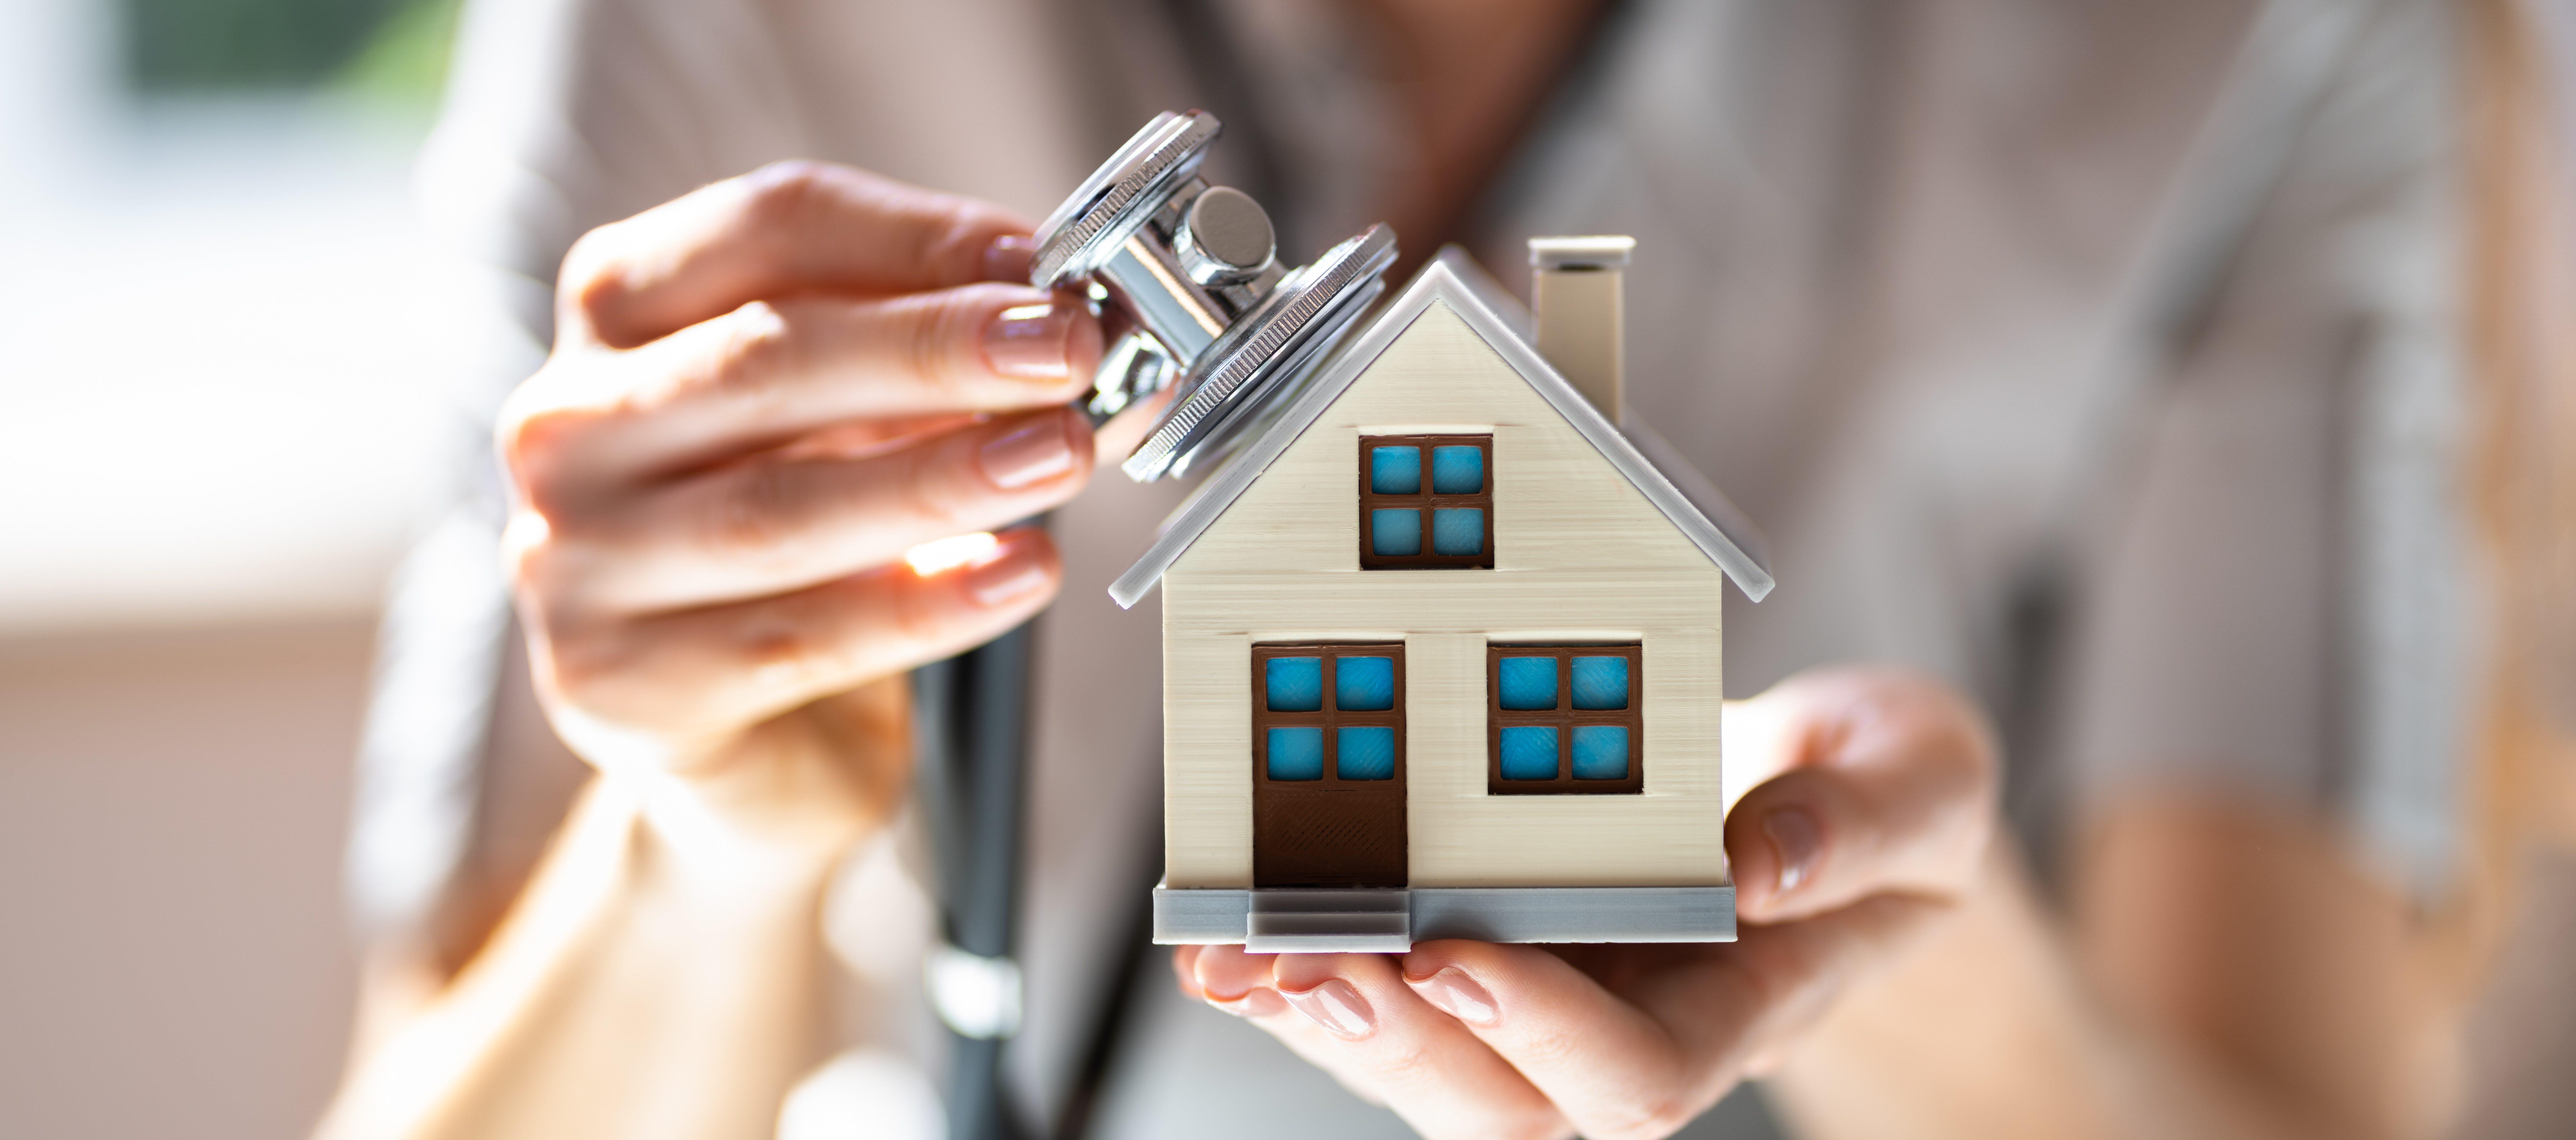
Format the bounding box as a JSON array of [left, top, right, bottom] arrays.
[[917, 110, 1398, 1140], [1036, 110, 1398, 482]]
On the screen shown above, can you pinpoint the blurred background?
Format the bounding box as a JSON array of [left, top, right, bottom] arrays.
[[0, 0, 460, 1135], [4, 3, 2569, 1139]]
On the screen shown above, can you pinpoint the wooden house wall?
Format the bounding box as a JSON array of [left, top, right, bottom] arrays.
[[1160, 301, 1732, 889]]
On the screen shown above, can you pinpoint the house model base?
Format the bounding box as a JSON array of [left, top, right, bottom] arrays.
[[1154, 884, 1738, 954], [1112, 241, 1775, 953]]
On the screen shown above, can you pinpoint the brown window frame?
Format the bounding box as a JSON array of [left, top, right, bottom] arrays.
[[1486, 643, 1644, 795], [1252, 642, 1408, 789], [1358, 434, 1494, 569]]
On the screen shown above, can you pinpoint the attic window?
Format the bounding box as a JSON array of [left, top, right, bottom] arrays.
[[1487, 644, 1642, 794], [1359, 434, 1492, 569]]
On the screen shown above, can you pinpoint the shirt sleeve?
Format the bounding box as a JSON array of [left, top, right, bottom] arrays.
[[2066, 0, 2474, 899]]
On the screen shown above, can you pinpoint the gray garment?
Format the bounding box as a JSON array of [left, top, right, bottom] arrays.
[[348, 0, 2478, 1132], [1465, 0, 2468, 881]]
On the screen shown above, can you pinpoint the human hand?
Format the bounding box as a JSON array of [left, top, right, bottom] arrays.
[[1172, 668, 1998, 1140], [497, 162, 1108, 860]]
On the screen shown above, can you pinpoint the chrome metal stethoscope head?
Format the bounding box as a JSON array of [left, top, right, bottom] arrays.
[[1033, 110, 1397, 482]]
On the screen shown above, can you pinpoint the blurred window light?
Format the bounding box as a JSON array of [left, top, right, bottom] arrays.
[[924, 944, 1023, 1041], [777, 1050, 945, 1140], [0, 0, 470, 633]]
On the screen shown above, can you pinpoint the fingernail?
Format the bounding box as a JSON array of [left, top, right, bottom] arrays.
[[1209, 986, 1287, 1019], [964, 538, 1048, 607], [981, 234, 1037, 284], [1766, 807, 1822, 896], [983, 300, 1072, 380], [1281, 978, 1376, 1039], [978, 414, 1076, 490], [1407, 968, 1497, 1026]]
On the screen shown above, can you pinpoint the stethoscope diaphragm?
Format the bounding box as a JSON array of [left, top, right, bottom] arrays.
[[1031, 110, 1397, 482]]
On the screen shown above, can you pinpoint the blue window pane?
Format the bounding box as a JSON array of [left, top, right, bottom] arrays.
[[1499, 726, 1559, 780], [1335, 656, 1395, 711], [1337, 726, 1395, 780], [1431, 508, 1485, 556], [1264, 657, 1322, 711], [1572, 726, 1630, 780], [1571, 656, 1630, 710], [1370, 509, 1422, 556], [1497, 656, 1558, 710], [1267, 728, 1323, 780], [1432, 445, 1484, 494], [1370, 446, 1422, 494]]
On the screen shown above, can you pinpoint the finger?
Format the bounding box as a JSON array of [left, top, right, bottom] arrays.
[[1187, 944, 1504, 1120], [769, 412, 983, 463], [1267, 953, 1570, 1140], [506, 285, 1100, 498], [1224, 987, 1403, 1108], [1718, 692, 1800, 813], [1090, 375, 1177, 464], [530, 527, 1059, 754], [1725, 669, 1997, 923], [1400, 898, 1949, 1140], [1190, 943, 1290, 1019], [554, 408, 1093, 614], [1170, 945, 1207, 1000], [1184, 946, 1397, 1104], [1659, 894, 1954, 1072], [562, 161, 1036, 348], [1396, 942, 1714, 1140]]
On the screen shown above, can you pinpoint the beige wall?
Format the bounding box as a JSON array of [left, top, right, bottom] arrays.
[[0, 620, 366, 1140], [1162, 301, 1730, 890]]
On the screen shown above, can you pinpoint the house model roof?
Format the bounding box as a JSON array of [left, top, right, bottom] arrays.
[[1108, 246, 1776, 609]]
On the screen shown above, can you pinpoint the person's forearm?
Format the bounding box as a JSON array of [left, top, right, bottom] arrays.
[[1764, 846, 2361, 1140], [1765, 849, 2129, 1140], [315, 775, 846, 1140]]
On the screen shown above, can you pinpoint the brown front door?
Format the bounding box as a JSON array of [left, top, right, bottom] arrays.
[[1251, 643, 1407, 887]]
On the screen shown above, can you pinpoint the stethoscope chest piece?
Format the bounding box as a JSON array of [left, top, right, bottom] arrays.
[[1033, 110, 1396, 482]]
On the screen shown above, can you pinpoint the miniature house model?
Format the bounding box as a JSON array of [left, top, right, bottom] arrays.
[[1110, 239, 1774, 953]]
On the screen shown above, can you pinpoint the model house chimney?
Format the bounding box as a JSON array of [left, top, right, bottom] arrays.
[[1529, 236, 1635, 422]]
